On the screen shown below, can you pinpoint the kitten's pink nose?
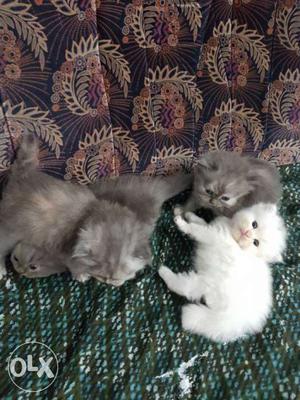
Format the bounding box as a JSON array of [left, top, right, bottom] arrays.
[[240, 229, 250, 237]]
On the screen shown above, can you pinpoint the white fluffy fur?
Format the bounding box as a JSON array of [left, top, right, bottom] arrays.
[[159, 203, 286, 342]]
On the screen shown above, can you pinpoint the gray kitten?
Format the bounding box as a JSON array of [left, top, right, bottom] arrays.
[[0, 134, 97, 280], [90, 173, 193, 225], [181, 151, 282, 217], [11, 242, 67, 278], [1, 134, 190, 285]]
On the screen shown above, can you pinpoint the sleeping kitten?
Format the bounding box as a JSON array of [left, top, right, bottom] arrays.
[[11, 242, 67, 278], [0, 133, 190, 285], [63, 170, 193, 285], [159, 203, 286, 342], [0, 134, 149, 285], [69, 199, 153, 285], [0, 133, 96, 280], [181, 151, 282, 217]]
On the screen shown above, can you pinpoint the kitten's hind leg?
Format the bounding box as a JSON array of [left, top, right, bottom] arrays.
[[181, 303, 209, 335], [159, 266, 205, 301]]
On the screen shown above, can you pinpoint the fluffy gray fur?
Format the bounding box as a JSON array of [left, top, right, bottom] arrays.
[[90, 173, 193, 225], [1, 134, 191, 285], [182, 151, 282, 217], [0, 134, 96, 280]]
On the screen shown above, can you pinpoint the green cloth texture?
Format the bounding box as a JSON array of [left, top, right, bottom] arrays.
[[0, 165, 299, 400]]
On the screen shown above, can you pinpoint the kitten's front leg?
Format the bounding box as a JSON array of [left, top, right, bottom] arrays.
[[67, 260, 90, 282], [174, 215, 213, 244], [159, 266, 204, 301], [174, 196, 196, 218], [184, 212, 207, 225], [174, 214, 192, 234], [72, 272, 91, 283]]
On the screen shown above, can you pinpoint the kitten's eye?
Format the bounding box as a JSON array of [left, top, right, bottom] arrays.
[[29, 264, 37, 271], [221, 196, 230, 201], [252, 221, 258, 229], [13, 255, 19, 262], [253, 239, 259, 247], [206, 189, 214, 196]]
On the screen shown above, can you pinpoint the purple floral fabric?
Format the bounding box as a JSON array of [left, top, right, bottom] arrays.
[[0, 0, 299, 184]]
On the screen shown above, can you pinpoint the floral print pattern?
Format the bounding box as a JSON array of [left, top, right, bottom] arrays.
[[0, 0, 299, 184]]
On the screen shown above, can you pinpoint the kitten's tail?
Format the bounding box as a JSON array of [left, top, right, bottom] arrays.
[[181, 303, 267, 343], [11, 133, 39, 177]]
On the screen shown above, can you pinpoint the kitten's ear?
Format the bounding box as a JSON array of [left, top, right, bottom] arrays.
[[247, 168, 271, 185], [194, 157, 209, 169], [194, 155, 218, 171], [193, 160, 207, 174]]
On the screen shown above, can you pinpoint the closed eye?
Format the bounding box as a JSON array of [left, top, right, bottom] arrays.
[[13, 255, 19, 262]]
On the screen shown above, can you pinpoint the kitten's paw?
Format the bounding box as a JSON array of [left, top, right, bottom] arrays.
[[0, 263, 7, 280], [73, 273, 90, 283], [158, 266, 174, 283], [106, 278, 125, 287], [181, 304, 202, 334], [174, 206, 183, 217], [174, 214, 186, 230]]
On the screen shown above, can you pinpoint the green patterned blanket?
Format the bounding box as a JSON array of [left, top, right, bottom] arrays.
[[0, 165, 299, 400]]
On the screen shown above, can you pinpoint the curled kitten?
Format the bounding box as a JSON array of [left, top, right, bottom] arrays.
[[0, 133, 97, 279], [11, 242, 66, 278], [181, 151, 282, 217], [70, 200, 152, 286], [0, 133, 191, 285], [159, 203, 286, 342], [0, 134, 148, 285]]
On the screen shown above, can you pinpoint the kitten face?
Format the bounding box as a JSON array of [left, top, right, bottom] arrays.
[[229, 203, 286, 263], [11, 242, 66, 278], [71, 217, 148, 286], [195, 173, 250, 211], [193, 153, 253, 214]]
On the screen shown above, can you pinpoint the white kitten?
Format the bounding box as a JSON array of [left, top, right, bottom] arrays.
[[159, 203, 286, 342]]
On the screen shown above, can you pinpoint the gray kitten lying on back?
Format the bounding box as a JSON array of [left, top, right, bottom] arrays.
[[2, 134, 190, 285], [180, 151, 281, 217]]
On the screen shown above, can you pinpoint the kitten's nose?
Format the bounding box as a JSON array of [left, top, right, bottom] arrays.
[[240, 229, 250, 237]]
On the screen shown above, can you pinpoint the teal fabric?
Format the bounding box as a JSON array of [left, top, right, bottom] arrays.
[[0, 165, 299, 399]]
